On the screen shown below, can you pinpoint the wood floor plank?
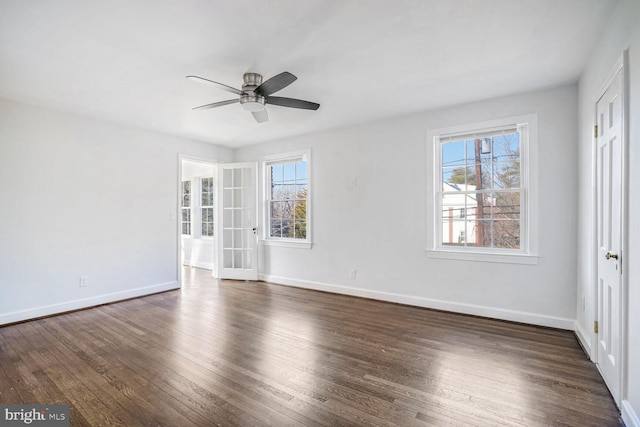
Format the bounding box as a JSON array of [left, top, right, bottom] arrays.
[[0, 268, 623, 426]]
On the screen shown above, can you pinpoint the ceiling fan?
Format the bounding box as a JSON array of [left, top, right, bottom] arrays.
[[186, 71, 320, 123]]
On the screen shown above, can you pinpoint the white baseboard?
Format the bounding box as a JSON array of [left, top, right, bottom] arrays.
[[623, 400, 640, 427], [574, 320, 594, 360], [188, 261, 213, 270], [0, 281, 179, 326], [259, 274, 574, 330], [183, 260, 213, 270]]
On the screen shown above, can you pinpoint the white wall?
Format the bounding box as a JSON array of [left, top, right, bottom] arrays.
[[181, 159, 215, 271], [0, 99, 232, 325], [576, 1, 640, 424], [235, 84, 578, 329]]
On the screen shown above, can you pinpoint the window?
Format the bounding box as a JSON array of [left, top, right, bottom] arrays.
[[428, 115, 538, 264], [181, 180, 191, 236], [263, 151, 310, 246], [201, 177, 214, 237]]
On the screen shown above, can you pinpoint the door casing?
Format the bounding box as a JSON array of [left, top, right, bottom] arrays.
[[591, 50, 629, 407]]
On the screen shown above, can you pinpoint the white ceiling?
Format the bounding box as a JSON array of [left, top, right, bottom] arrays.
[[0, 0, 618, 148]]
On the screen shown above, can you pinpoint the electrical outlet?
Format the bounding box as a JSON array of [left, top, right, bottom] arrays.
[[349, 177, 357, 187], [349, 269, 357, 279], [582, 296, 585, 311], [79, 276, 88, 287]]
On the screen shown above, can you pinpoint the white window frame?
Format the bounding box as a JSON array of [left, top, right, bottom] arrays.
[[262, 149, 312, 249], [181, 177, 215, 240], [181, 180, 192, 236], [200, 177, 214, 238], [426, 114, 539, 264]]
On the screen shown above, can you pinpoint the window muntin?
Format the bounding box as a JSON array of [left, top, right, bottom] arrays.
[[181, 180, 191, 236], [201, 177, 214, 237], [438, 126, 525, 252]]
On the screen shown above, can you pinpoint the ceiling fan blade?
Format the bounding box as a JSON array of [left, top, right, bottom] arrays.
[[252, 109, 268, 123], [254, 72, 297, 96], [186, 76, 243, 95], [265, 96, 320, 110], [192, 99, 239, 111]]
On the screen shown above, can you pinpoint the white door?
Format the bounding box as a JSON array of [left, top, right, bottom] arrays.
[[217, 162, 258, 280], [595, 68, 623, 403]]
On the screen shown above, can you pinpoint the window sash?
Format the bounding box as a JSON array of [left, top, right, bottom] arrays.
[[181, 180, 191, 235], [200, 177, 214, 237], [435, 125, 527, 253], [265, 154, 309, 242]]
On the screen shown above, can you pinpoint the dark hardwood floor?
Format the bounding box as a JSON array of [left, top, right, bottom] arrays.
[[0, 268, 622, 426]]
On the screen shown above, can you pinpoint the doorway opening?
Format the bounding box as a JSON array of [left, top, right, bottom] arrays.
[[180, 157, 218, 278]]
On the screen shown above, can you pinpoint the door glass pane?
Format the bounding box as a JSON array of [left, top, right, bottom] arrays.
[[223, 250, 233, 268], [233, 168, 242, 187], [233, 209, 242, 228], [223, 169, 232, 187], [243, 250, 252, 269], [243, 186, 252, 206], [233, 250, 243, 268], [223, 189, 232, 208], [242, 168, 252, 187], [233, 189, 242, 207], [223, 230, 232, 248], [244, 230, 253, 248], [243, 208, 253, 224]]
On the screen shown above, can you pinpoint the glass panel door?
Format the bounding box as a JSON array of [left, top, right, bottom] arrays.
[[217, 163, 257, 280]]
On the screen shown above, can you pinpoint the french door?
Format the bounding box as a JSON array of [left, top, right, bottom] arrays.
[[217, 162, 258, 280]]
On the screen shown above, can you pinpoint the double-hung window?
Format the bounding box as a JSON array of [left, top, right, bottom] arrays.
[[263, 150, 311, 247], [182, 177, 214, 238], [181, 180, 191, 236], [428, 114, 538, 264], [201, 177, 214, 237]]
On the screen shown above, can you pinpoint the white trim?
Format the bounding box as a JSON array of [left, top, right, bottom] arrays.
[[591, 51, 629, 406], [261, 149, 312, 246], [426, 249, 538, 264], [426, 113, 539, 261], [622, 400, 640, 427], [262, 149, 309, 164], [192, 261, 213, 270], [259, 274, 574, 330], [574, 320, 593, 359], [261, 239, 312, 249], [217, 161, 259, 281], [0, 281, 179, 326]]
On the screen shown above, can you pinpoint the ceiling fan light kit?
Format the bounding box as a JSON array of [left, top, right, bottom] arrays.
[[187, 71, 319, 123]]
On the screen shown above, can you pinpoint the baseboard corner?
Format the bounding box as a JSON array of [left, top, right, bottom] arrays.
[[623, 400, 640, 427], [573, 320, 593, 359]]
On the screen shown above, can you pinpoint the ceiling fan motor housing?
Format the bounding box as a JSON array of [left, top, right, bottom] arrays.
[[240, 72, 266, 111]]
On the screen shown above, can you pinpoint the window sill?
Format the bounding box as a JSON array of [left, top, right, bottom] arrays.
[[426, 249, 539, 265], [261, 239, 312, 249]]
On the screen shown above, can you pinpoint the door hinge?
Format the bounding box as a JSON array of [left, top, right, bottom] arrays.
[[594, 321, 599, 334], [594, 125, 599, 138]]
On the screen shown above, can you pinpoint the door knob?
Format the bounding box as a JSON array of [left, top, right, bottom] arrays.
[[605, 251, 618, 260]]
